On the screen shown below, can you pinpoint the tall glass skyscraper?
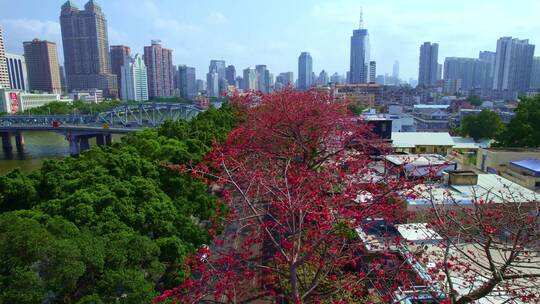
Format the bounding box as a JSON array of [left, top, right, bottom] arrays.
[[298, 52, 313, 91], [349, 11, 370, 84]]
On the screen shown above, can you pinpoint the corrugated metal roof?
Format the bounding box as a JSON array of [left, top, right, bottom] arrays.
[[392, 132, 454, 148], [510, 159, 540, 174]]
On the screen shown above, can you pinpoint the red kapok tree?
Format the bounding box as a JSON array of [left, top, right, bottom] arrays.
[[158, 89, 415, 303]]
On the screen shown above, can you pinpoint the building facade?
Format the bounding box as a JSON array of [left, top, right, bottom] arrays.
[[225, 65, 236, 86], [206, 70, 219, 97], [23, 39, 62, 94], [60, 0, 118, 97], [530, 57, 540, 90], [369, 61, 376, 84], [209, 60, 226, 94], [255, 65, 269, 93], [110, 45, 131, 99], [120, 54, 148, 102], [443, 57, 491, 92], [5, 53, 29, 91], [178, 65, 197, 99], [492, 37, 535, 96], [242, 68, 257, 91], [349, 13, 370, 84], [144, 40, 174, 99], [298, 52, 313, 91], [0, 88, 62, 113], [0, 26, 11, 89], [392, 60, 400, 80], [418, 42, 439, 87]]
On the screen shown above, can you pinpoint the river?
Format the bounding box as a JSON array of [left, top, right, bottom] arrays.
[[0, 132, 123, 176]]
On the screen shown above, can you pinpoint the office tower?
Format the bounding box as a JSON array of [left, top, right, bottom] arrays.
[[418, 42, 439, 87], [206, 70, 219, 97], [59, 65, 68, 93], [144, 40, 174, 98], [60, 0, 117, 97], [298, 52, 313, 90], [120, 54, 148, 101], [110, 45, 131, 98], [5, 53, 29, 91], [255, 65, 269, 93], [330, 72, 344, 84], [276, 72, 294, 88], [349, 10, 370, 84], [318, 70, 329, 85], [209, 60, 226, 93], [437, 64, 442, 81], [531, 57, 540, 90], [23, 39, 61, 94], [225, 65, 236, 86], [242, 68, 257, 91], [493, 37, 535, 95], [369, 61, 376, 83], [392, 60, 400, 80], [0, 26, 10, 88], [178, 65, 197, 99], [235, 76, 243, 89], [196, 79, 204, 93], [268, 72, 274, 92]]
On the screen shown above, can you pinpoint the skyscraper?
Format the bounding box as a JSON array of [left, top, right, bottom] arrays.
[[60, 0, 117, 97], [206, 70, 219, 97], [531, 57, 540, 90], [443, 57, 491, 92], [275, 72, 294, 89], [0, 26, 10, 89], [242, 68, 257, 91], [255, 65, 269, 93], [492, 37, 535, 95], [298, 52, 313, 90], [330, 72, 344, 84], [120, 54, 148, 101], [318, 70, 329, 85], [110, 45, 131, 98], [209, 60, 226, 94], [349, 10, 370, 84], [392, 60, 400, 80], [418, 42, 439, 87], [225, 65, 236, 86], [178, 65, 197, 99], [369, 61, 376, 84], [23, 39, 61, 94], [5, 53, 29, 91], [144, 40, 174, 99]]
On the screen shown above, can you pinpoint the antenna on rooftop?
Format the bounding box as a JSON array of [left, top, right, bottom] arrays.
[[359, 7, 364, 29]]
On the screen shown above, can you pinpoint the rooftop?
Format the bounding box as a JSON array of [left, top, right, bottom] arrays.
[[413, 104, 450, 109], [392, 132, 455, 148], [510, 159, 540, 174], [385, 154, 450, 166]]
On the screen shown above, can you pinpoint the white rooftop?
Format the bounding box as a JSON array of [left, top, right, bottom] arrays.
[[392, 132, 455, 148], [413, 104, 450, 109], [396, 223, 442, 242], [385, 154, 450, 166]]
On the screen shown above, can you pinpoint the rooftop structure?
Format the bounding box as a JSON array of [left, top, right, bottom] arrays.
[[384, 154, 458, 181]]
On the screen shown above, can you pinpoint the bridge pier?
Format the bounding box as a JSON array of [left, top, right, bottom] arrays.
[[105, 134, 112, 146], [80, 136, 91, 153], [69, 136, 80, 156], [96, 134, 105, 146], [1, 132, 12, 153], [15, 132, 25, 153]]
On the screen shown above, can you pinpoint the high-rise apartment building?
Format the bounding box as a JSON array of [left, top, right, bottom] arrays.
[[530, 57, 540, 90], [0, 26, 10, 89], [225, 65, 236, 86], [369, 61, 376, 84], [5, 53, 29, 91], [298, 52, 313, 90], [23, 39, 61, 94], [60, 0, 117, 97], [110, 45, 131, 98], [492, 37, 535, 95], [418, 42, 439, 87], [120, 54, 148, 101], [443, 57, 492, 92], [178, 65, 197, 99], [144, 40, 174, 99], [349, 10, 370, 84]]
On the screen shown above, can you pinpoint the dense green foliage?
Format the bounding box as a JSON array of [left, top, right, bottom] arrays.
[[459, 109, 504, 141], [496, 95, 540, 148], [0, 105, 237, 303], [19, 100, 123, 115], [467, 95, 482, 107]]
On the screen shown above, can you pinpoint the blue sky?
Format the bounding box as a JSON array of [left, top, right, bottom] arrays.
[[1, 0, 539, 81]]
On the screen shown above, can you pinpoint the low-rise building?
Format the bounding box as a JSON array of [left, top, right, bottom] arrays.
[[334, 84, 384, 108], [412, 104, 450, 131], [69, 89, 104, 103], [501, 159, 540, 192], [384, 154, 458, 181], [477, 148, 540, 174], [391, 132, 455, 155], [0, 88, 62, 113]]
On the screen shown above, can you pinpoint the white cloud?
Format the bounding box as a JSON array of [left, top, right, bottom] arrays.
[[206, 12, 229, 25], [1, 18, 62, 55]]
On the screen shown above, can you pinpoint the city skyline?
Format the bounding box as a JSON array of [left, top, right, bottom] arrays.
[[1, 0, 539, 81]]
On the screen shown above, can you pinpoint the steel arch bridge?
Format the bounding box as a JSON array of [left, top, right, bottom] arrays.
[[0, 103, 205, 129]]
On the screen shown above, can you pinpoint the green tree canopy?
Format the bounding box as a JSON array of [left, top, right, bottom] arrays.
[[459, 109, 504, 141], [496, 95, 540, 148]]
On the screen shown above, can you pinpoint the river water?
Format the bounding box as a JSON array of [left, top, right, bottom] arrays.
[[0, 132, 123, 176]]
